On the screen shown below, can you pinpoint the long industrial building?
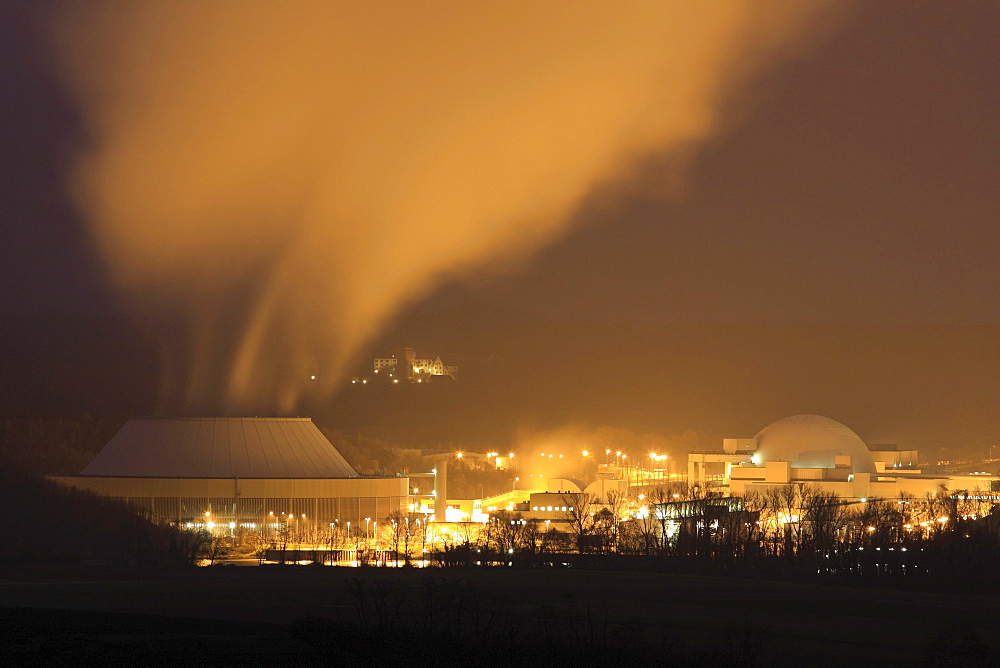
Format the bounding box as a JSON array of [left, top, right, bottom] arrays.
[[52, 417, 409, 529]]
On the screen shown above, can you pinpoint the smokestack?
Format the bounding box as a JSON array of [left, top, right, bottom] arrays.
[[434, 459, 448, 521]]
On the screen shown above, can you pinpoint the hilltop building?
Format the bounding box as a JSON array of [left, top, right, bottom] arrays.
[[369, 347, 457, 382], [406, 346, 459, 381], [373, 357, 398, 372]]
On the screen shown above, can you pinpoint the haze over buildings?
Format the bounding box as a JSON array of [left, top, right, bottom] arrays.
[[0, 1, 996, 458], [4, 5, 999, 664], [54, 411, 1000, 557]]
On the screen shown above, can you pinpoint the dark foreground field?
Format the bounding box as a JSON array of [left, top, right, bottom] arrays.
[[2, 565, 997, 666]]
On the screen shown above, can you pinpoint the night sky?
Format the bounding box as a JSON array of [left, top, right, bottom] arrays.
[[1, 1, 997, 457]]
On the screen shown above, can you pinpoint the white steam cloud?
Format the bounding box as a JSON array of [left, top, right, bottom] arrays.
[[51, 1, 836, 412]]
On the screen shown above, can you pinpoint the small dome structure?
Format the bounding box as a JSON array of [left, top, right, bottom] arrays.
[[753, 414, 876, 474], [546, 478, 584, 494], [584, 478, 629, 500]]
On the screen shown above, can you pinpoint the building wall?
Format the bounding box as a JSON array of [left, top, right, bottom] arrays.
[[51, 476, 408, 526], [688, 452, 753, 487], [728, 470, 960, 500], [722, 438, 757, 454], [869, 448, 919, 469], [374, 357, 398, 370], [528, 492, 585, 521]]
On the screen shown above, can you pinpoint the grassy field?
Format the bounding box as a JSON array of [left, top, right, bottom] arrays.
[[2, 565, 998, 665]]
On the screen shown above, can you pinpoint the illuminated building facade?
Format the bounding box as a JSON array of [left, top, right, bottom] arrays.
[[362, 348, 458, 384], [403, 347, 458, 380], [52, 417, 408, 531], [373, 357, 398, 371], [688, 414, 1000, 500]]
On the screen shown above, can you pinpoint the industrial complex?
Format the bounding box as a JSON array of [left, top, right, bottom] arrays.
[[689, 414, 993, 500], [52, 413, 1000, 561]]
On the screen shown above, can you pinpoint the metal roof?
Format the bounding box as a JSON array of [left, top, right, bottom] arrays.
[[80, 418, 359, 478]]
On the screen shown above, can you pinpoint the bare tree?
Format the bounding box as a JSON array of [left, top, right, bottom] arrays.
[[711, 494, 765, 566], [647, 486, 675, 555], [561, 493, 597, 554], [624, 490, 659, 556], [204, 533, 230, 566], [244, 528, 270, 565], [172, 526, 212, 565], [800, 487, 848, 558], [276, 520, 291, 564], [487, 511, 533, 556], [591, 508, 617, 554], [847, 497, 898, 549], [387, 509, 406, 565], [414, 516, 429, 563], [602, 489, 627, 553]]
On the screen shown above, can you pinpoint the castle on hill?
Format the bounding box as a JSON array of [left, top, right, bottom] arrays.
[[372, 347, 458, 382]]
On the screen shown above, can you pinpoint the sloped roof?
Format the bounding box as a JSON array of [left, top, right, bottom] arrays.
[[81, 418, 358, 478]]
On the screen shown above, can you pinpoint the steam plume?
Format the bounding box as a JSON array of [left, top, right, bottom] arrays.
[[51, 1, 835, 412]]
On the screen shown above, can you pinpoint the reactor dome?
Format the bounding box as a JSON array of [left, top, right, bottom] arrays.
[[752, 414, 876, 474]]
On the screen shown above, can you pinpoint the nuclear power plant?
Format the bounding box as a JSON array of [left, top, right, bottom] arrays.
[[688, 414, 994, 500], [52, 413, 1000, 564]]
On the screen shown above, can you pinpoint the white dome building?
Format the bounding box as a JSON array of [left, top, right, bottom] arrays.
[[684, 414, 1000, 502], [752, 414, 877, 474], [705, 415, 987, 501]]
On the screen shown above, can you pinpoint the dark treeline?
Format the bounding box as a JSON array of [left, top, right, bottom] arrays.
[[0, 457, 203, 567], [287, 574, 768, 666], [291, 573, 999, 667], [7, 412, 1000, 593], [7, 574, 999, 666], [420, 483, 1000, 593], [0, 412, 126, 475]]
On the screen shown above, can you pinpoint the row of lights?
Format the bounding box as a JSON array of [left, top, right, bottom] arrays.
[[455, 449, 670, 462]]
